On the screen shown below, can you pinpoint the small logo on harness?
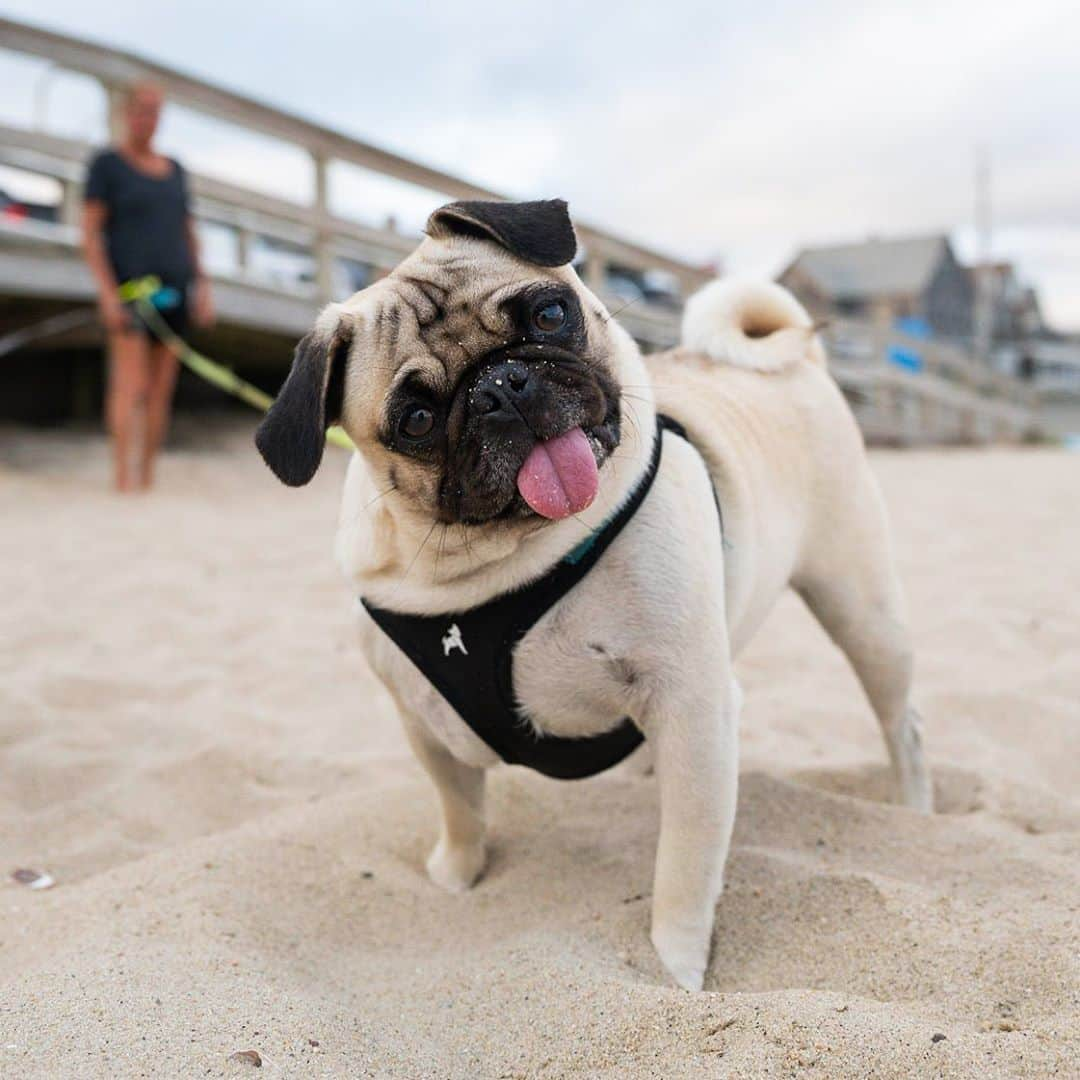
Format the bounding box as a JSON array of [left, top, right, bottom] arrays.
[[442, 623, 468, 657]]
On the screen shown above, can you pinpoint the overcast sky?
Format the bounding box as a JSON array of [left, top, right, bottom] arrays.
[[2, 0, 1079, 328]]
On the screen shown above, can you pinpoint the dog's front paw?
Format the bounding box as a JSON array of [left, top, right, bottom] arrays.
[[651, 920, 710, 991], [426, 839, 486, 893]]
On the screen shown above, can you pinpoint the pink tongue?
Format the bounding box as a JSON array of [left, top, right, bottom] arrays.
[[516, 427, 599, 520]]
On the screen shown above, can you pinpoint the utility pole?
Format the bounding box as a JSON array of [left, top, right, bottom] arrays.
[[973, 145, 994, 364]]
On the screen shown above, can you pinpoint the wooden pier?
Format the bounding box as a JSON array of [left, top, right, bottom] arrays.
[[0, 16, 1043, 442], [825, 316, 1040, 444]]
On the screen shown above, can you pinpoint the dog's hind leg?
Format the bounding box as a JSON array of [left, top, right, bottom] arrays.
[[797, 573, 931, 812], [794, 485, 932, 813]]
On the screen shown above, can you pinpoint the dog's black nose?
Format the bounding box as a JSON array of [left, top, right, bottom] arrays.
[[472, 360, 532, 418]]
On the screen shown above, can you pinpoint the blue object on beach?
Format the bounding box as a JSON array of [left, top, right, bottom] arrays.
[[888, 346, 923, 373], [896, 317, 931, 339], [888, 316, 928, 373]]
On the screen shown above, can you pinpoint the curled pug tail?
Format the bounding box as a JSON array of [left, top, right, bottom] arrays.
[[680, 277, 826, 371]]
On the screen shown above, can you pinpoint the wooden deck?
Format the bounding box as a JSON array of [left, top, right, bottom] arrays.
[[825, 317, 1040, 444], [0, 120, 695, 358]]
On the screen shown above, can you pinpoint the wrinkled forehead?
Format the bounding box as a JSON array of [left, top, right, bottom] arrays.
[[343, 234, 583, 391]]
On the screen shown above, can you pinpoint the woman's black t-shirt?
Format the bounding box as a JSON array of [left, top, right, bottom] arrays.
[[84, 149, 194, 288]]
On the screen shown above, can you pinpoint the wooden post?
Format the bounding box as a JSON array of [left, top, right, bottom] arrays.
[[894, 382, 909, 445], [920, 388, 937, 442], [105, 80, 126, 143], [59, 177, 81, 226], [960, 403, 976, 443], [871, 304, 892, 439], [996, 409, 1010, 442], [236, 224, 253, 277], [583, 252, 606, 296], [312, 152, 333, 303]]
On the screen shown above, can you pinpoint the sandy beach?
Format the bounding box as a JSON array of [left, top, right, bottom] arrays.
[[1, 421, 1077, 1079]]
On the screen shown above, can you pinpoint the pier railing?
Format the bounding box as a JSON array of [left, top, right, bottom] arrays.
[[825, 316, 1040, 444]]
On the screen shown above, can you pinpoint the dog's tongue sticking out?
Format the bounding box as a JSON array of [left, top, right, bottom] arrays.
[[516, 427, 599, 520]]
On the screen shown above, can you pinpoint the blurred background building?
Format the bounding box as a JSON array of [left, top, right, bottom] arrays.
[[778, 234, 974, 340]]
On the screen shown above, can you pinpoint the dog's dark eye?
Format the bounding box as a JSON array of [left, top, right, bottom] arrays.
[[533, 301, 566, 333], [399, 405, 435, 440]]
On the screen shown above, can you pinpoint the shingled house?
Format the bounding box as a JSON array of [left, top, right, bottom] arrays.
[[777, 234, 974, 340], [975, 261, 1045, 342]]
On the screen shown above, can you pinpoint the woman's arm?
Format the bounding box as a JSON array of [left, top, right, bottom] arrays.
[[81, 199, 129, 332]]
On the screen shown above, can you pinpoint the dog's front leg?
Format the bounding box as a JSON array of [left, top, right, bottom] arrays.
[[647, 672, 740, 991], [403, 717, 487, 892]]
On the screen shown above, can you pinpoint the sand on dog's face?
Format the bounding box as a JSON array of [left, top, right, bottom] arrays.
[[2, 424, 1078, 1078]]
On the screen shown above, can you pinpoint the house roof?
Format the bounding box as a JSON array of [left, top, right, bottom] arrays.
[[784, 234, 951, 301]]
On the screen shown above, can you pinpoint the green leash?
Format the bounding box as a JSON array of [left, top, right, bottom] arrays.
[[119, 275, 353, 451]]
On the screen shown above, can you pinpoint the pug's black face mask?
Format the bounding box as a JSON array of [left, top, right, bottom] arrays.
[[420, 282, 622, 525]]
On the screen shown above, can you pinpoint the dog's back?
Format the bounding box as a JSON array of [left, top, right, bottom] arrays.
[[645, 279, 873, 651]]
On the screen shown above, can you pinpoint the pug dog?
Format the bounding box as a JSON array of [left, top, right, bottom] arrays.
[[255, 199, 931, 991]]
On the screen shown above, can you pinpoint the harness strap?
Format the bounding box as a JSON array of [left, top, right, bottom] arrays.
[[362, 415, 709, 780]]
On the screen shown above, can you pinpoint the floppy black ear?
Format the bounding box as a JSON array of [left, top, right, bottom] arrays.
[[427, 199, 577, 267], [255, 315, 353, 486]]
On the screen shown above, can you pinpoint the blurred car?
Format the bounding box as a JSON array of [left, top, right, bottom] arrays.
[[0, 187, 59, 225]]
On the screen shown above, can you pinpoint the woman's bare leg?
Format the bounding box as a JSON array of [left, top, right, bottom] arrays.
[[106, 331, 150, 492], [140, 341, 180, 489]]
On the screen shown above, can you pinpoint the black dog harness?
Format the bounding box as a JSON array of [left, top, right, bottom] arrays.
[[362, 415, 719, 780]]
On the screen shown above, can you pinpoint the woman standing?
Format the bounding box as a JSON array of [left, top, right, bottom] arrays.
[[81, 81, 214, 491]]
